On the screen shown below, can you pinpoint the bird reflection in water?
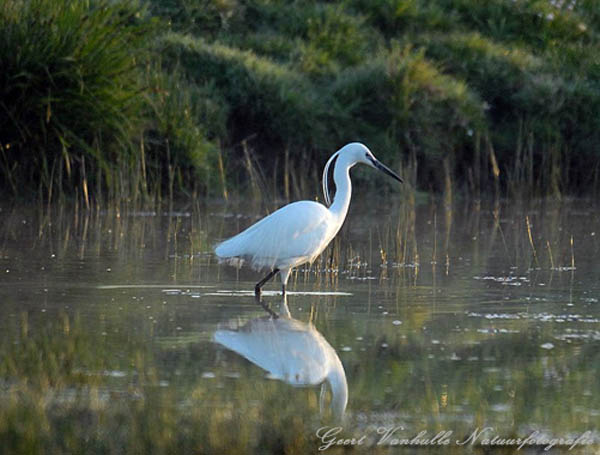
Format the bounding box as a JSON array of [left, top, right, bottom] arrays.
[[213, 294, 348, 418]]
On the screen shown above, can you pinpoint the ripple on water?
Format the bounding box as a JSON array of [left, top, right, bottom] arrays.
[[554, 330, 600, 341], [467, 311, 599, 324]]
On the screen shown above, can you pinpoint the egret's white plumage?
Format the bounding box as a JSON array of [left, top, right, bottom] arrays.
[[215, 201, 333, 284], [215, 142, 402, 294], [214, 296, 348, 417]]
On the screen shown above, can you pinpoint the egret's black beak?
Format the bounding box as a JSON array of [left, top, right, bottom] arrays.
[[370, 157, 403, 183]]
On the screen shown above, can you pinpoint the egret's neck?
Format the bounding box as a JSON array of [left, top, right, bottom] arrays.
[[329, 157, 353, 222]]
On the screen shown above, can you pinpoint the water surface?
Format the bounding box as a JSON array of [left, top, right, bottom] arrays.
[[1, 198, 599, 454]]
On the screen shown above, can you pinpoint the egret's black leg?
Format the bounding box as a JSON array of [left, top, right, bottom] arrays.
[[255, 268, 280, 297], [281, 283, 286, 296]]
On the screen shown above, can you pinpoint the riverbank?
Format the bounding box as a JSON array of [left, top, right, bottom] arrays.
[[2, 0, 599, 203]]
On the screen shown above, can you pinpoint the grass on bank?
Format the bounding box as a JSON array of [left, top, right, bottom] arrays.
[[1, 0, 600, 204], [0, 0, 225, 204], [0, 0, 154, 200]]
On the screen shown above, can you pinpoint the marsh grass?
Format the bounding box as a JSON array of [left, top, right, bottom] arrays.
[[0, 0, 228, 206], [3, 0, 600, 202], [0, 0, 155, 201]]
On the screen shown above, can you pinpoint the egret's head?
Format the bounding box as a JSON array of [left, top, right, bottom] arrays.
[[337, 142, 371, 165], [323, 142, 403, 206], [340, 142, 403, 183]]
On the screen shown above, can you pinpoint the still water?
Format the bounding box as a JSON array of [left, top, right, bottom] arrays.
[[1, 198, 599, 454]]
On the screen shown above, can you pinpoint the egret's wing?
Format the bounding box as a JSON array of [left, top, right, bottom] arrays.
[[215, 201, 333, 270]]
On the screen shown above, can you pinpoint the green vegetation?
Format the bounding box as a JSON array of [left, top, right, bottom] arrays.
[[2, 0, 600, 202], [0, 0, 154, 201]]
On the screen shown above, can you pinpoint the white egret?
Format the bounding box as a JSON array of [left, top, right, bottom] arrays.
[[215, 142, 402, 295], [214, 295, 348, 418]]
